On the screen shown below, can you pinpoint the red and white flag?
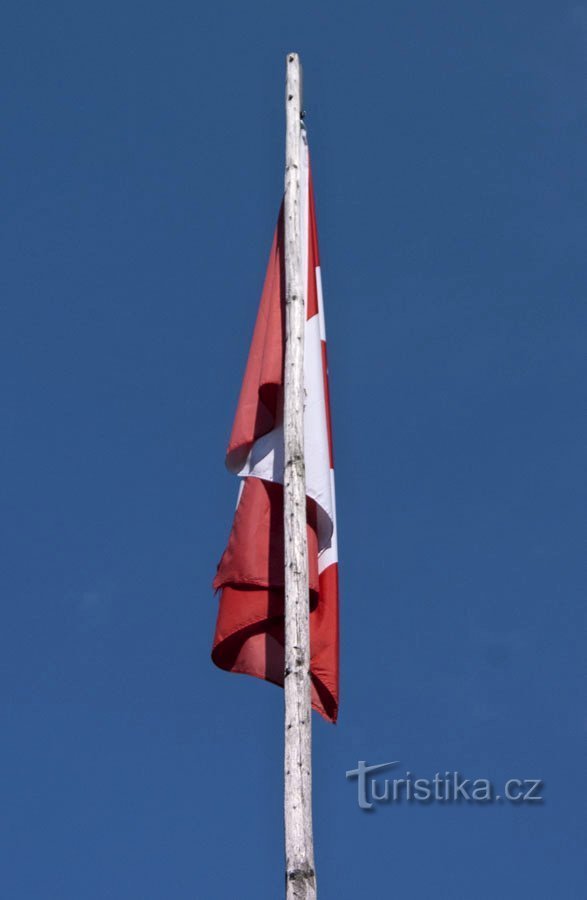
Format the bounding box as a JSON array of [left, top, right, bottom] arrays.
[[212, 131, 339, 722]]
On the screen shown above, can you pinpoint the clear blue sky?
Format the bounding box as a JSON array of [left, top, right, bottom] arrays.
[[2, 2, 585, 897]]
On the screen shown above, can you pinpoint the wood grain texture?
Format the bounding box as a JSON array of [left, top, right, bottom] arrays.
[[283, 52, 317, 900]]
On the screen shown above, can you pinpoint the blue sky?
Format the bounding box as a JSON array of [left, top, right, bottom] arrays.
[[1, 1, 585, 897]]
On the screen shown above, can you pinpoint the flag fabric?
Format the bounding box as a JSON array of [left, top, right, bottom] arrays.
[[212, 130, 339, 722]]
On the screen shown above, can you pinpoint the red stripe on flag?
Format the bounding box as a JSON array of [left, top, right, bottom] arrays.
[[225, 211, 284, 474], [306, 166, 320, 321], [308, 165, 321, 267], [213, 477, 339, 722]]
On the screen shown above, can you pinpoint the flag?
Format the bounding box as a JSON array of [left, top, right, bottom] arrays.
[[212, 131, 339, 722]]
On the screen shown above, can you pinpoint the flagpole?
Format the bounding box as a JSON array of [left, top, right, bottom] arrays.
[[283, 52, 316, 900]]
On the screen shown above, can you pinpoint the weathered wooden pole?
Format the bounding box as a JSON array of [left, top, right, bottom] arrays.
[[283, 52, 316, 900]]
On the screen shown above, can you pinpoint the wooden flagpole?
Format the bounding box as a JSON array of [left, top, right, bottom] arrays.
[[283, 52, 316, 900]]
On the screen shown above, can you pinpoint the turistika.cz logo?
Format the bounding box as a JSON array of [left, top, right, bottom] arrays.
[[346, 761, 544, 809]]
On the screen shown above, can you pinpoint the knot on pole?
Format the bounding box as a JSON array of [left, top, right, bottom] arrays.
[[287, 867, 316, 883]]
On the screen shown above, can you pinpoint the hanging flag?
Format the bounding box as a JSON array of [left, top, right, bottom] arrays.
[[212, 131, 339, 722]]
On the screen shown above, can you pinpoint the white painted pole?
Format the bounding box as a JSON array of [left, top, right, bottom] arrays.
[[283, 52, 316, 900]]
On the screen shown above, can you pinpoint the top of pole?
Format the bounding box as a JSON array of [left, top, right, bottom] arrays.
[[286, 52, 303, 122]]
